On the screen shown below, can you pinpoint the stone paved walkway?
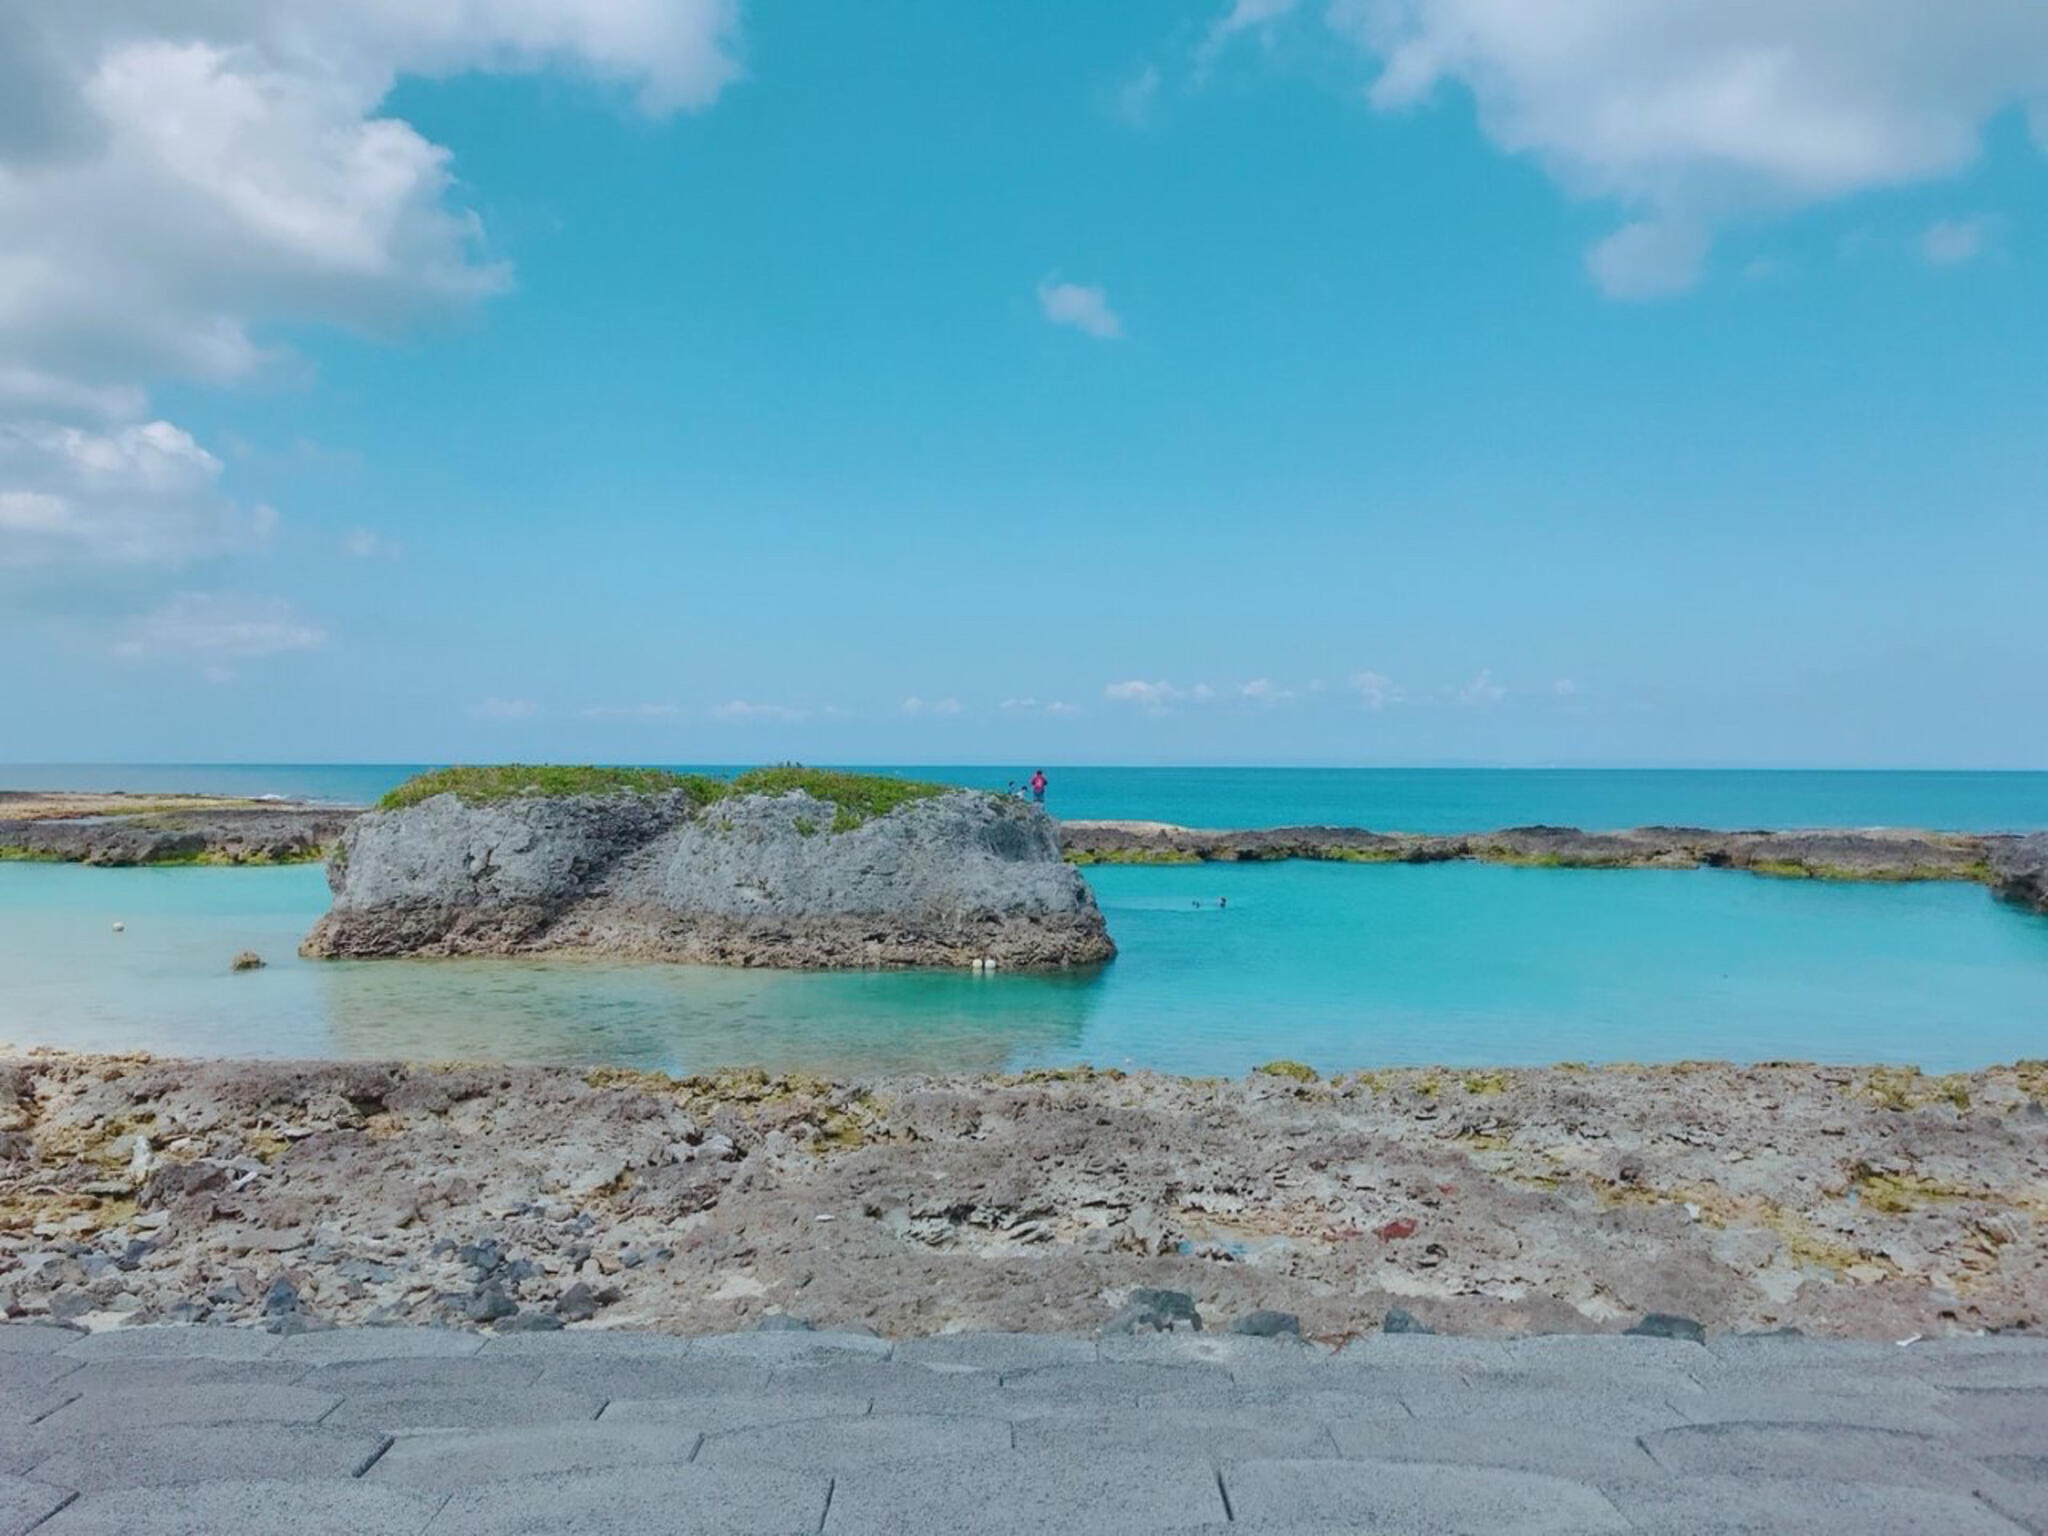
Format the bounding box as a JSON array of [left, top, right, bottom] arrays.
[[1, 1323, 2043, 1534]]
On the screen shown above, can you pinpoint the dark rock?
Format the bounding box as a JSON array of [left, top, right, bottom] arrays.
[[260, 1276, 300, 1316], [1991, 833, 2048, 915], [1230, 1309, 1302, 1338], [266, 1312, 333, 1336], [457, 1239, 503, 1277], [1381, 1307, 1435, 1335], [754, 1313, 816, 1332], [497, 1309, 565, 1332], [1104, 1288, 1203, 1335], [466, 1285, 517, 1323], [553, 1282, 608, 1323], [48, 1287, 95, 1321], [1626, 1312, 1706, 1343]]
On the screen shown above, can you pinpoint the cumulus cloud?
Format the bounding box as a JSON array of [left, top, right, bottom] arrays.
[[1921, 216, 1992, 266], [0, 420, 273, 567], [1458, 668, 1506, 706], [1001, 697, 1081, 717], [712, 699, 806, 722], [900, 695, 964, 716], [1037, 279, 1124, 340], [1348, 670, 1402, 709], [0, 2, 742, 594], [341, 527, 403, 560], [1329, 1, 2048, 296], [469, 696, 538, 720], [1239, 678, 1295, 703], [114, 591, 324, 667], [1103, 679, 1214, 714]]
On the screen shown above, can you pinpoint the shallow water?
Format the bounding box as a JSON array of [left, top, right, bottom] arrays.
[[3, 860, 2043, 1075], [5, 764, 2045, 832]]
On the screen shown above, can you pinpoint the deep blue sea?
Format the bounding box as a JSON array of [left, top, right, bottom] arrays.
[[2, 766, 2044, 1074]]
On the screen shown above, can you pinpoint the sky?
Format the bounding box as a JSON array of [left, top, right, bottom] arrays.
[[3, 1, 2046, 768]]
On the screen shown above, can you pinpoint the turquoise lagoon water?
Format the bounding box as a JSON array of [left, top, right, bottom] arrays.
[[2, 854, 2043, 1076], [6, 764, 2047, 833]]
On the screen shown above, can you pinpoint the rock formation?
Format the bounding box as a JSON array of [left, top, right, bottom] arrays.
[[0, 792, 351, 866], [1990, 832, 2048, 915], [302, 780, 1114, 969]]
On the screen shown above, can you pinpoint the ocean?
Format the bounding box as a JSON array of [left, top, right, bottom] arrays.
[[2, 766, 2044, 1075]]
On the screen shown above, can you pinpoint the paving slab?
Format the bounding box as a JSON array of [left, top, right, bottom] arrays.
[[688, 1330, 893, 1368], [696, 1410, 1012, 1468], [300, 1356, 543, 1392], [35, 1479, 442, 1536], [1326, 1415, 1666, 1481], [22, 1424, 392, 1492], [1975, 1461, 2048, 1535], [998, 1362, 1235, 1402], [35, 1383, 341, 1433], [894, 1332, 1098, 1372], [1017, 1405, 1341, 1460], [366, 1422, 699, 1489], [1599, 1472, 2033, 1535], [57, 1327, 279, 1362], [598, 1391, 875, 1429], [426, 1464, 829, 1535], [530, 1357, 775, 1398], [1672, 1386, 1966, 1435], [1639, 1421, 2000, 1489], [0, 1474, 74, 1536], [477, 1330, 699, 1361], [321, 1386, 604, 1432], [1936, 1389, 2048, 1457], [1398, 1382, 1693, 1431], [1222, 1456, 1633, 1533], [0, 1326, 81, 1356], [0, 1354, 84, 1392], [273, 1327, 486, 1364], [826, 1450, 1226, 1535], [52, 1358, 312, 1393]]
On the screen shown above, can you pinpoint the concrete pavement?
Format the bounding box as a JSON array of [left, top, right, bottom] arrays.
[[1, 1322, 2043, 1533]]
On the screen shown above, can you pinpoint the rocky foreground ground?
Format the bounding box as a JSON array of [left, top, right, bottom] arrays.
[[3, 1054, 2043, 1342]]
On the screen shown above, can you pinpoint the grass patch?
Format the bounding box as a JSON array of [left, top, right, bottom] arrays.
[[1065, 848, 1202, 866], [0, 845, 67, 862], [380, 762, 956, 833], [381, 764, 730, 811], [729, 766, 950, 832], [1254, 1059, 1319, 1083]]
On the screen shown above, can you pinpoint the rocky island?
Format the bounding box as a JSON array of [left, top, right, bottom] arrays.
[[301, 766, 1115, 970], [0, 791, 351, 867]]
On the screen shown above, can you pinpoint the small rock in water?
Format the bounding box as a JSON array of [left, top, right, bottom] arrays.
[[230, 951, 265, 972], [1381, 1307, 1435, 1335], [1104, 1287, 1203, 1335], [111, 922, 125, 933], [1231, 1309, 1302, 1338], [1625, 1312, 1706, 1343]]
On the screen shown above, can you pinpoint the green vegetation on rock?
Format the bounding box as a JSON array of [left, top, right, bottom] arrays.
[[380, 762, 953, 832], [728, 766, 950, 831], [1254, 1059, 1320, 1083]]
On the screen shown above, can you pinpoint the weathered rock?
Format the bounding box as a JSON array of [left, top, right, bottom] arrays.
[[1991, 833, 2048, 915], [303, 788, 1114, 970], [230, 951, 265, 972], [1380, 1307, 1435, 1335], [1105, 1289, 1203, 1335], [1626, 1312, 1707, 1343], [0, 792, 353, 866], [1231, 1309, 1302, 1338]]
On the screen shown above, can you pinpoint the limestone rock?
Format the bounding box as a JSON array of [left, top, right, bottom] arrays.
[[302, 786, 1113, 970]]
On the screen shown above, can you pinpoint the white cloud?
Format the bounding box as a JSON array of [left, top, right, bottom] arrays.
[[1240, 677, 1295, 703], [1001, 697, 1081, 717], [342, 527, 403, 559], [1330, 1, 2048, 297], [0, 420, 272, 567], [581, 702, 678, 720], [1921, 216, 1991, 266], [1553, 678, 1579, 697], [1458, 668, 1506, 706], [469, 696, 538, 720], [1197, 0, 1302, 72], [900, 695, 964, 717], [712, 699, 806, 722], [1037, 278, 1124, 340], [1104, 678, 1214, 714], [1117, 64, 1162, 127], [0, 2, 742, 591], [114, 591, 325, 666], [1348, 670, 1403, 709]]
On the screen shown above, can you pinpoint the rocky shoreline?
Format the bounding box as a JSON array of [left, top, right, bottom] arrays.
[[0, 792, 352, 867], [3, 1053, 2042, 1341]]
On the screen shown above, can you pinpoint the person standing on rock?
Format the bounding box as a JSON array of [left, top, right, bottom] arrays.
[[1029, 769, 1048, 804]]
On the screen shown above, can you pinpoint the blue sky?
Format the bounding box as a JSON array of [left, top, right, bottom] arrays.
[[4, 2, 2046, 766]]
